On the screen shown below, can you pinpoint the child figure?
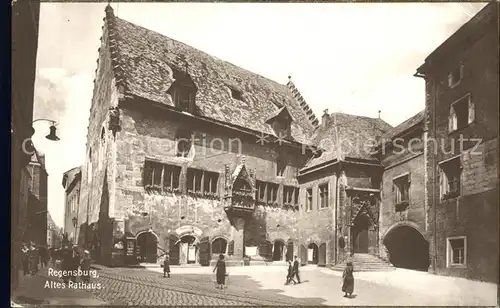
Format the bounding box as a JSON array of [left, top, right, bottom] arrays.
[[342, 261, 354, 298], [163, 255, 170, 278], [285, 260, 296, 285]]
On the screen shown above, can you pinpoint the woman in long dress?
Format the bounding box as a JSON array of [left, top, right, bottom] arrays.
[[213, 254, 226, 289], [342, 261, 354, 298]]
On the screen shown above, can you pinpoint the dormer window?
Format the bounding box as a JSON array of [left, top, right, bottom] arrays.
[[231, 88, 242, 100], [168, 68, 197, 113], [265, 106, 293, 141], [175, 129, 192, 158], [172, 85, 195, 112]]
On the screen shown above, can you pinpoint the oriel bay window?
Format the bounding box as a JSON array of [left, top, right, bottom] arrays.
[[187, 168, 219, 199], [143, 161, 181, 193]]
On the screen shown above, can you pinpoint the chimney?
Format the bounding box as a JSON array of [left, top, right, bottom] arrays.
[[322, 109, 330, 127], [378, 110, 381, 119]]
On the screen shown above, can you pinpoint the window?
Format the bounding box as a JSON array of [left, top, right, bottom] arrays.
[[276, 152, 286, 177], [187, 168, 219, 197], [172, 85, 195, 112], [447, 236, 466, 267], [266, 183, 279, 204], [283, 186, 299, 205], [448, 64, 463, 88], [231, 88, 242, 100], [143, 161, 181, 193], [163, 165, 181, 191], [319, 184, 329, 209], [99, 127, 106, 170], [449, 94, 474, 132], [393, 173, 410, 211], [306, 188, 313, 211], [255, 181, 279, 205], [439, 157, 462, 200], [176, 130, 192, 158]]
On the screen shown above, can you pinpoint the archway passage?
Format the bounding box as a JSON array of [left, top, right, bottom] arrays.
[[286, 241, 294, 261], [307, 243, 319, 264], [300, 245, 307, 265], [180, 235, 197, 265], [272, 241, 285, 261], [383, 226, 430, 271], [137, 232, 158, 263]]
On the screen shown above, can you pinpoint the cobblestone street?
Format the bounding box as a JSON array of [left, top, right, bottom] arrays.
[[13, 264, 497, 306]]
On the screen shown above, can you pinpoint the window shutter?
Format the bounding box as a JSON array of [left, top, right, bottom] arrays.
[[468, 99, 475, 124]]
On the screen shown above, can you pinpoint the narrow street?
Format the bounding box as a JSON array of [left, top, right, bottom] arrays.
[[12, 264, 497, 306]]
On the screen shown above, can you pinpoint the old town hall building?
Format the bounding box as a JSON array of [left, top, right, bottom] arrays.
[[76, 4, 497, 283]]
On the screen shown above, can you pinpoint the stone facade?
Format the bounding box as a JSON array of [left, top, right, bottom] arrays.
[[417, 2, 499, 282], [62, 167, 82, 243]]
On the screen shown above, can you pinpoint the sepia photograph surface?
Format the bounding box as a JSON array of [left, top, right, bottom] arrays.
[[11, 1, 499, 306]]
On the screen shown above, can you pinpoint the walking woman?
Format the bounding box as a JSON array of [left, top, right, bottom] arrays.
[[285, 261, 296, 285], [213, 254, 227, 289], [342, 261, 354, 298]]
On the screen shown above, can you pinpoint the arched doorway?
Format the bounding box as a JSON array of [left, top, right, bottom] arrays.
[[212, 238, 227, 256], [286, 241, 294, 261], [272, 240, 285, 261], [383, 225, 430, 271], [136, 231, 158, 263], [319, 243, 327, 266], [353, 214, 371, 253], [307, 243, 319, 264], [168, 235, 180, 265], [179, 235, 197, 265]]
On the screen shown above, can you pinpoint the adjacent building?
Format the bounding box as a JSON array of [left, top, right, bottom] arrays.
[[416, 2, 498, 283], [62, 167, 82, 244], [11, 0, 40, 291], [47, 212, 62, 248], [26, 150, 48, 246]]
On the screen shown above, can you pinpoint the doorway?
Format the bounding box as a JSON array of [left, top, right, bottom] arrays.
[[286, 241, 294, 261], [353, 213, 371, 253], [307, 243, 319, 264], [136, 231, 158, 263], [272, 240, 285, 261], [179, 235, 197, 265]]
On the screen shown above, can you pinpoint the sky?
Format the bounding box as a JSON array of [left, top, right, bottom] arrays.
[[31, 2, 486, 228]]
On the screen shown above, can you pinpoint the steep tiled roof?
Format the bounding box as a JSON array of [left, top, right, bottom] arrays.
[[304, 113, 392, 169], [62, 166, 81, 191], [105, 6, 317, 145], [378, 110, 424, 144]]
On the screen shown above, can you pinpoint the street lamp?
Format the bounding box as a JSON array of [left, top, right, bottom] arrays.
[[32, 119, 60, 141]]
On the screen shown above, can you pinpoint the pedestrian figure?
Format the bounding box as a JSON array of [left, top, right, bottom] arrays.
[[28, 242, 38, 275], [61, 246, 73, 284], [285, 260, 296, 285], [213, 254, 227, 289], [39, 245, 49, 268], [163, 255, 171, 278], [292, 255, 301, 284], [342, 261, 354, 298], [21, 244, 29, 276], [71, 246, 81, 282], [80, 250, 92, 283]]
